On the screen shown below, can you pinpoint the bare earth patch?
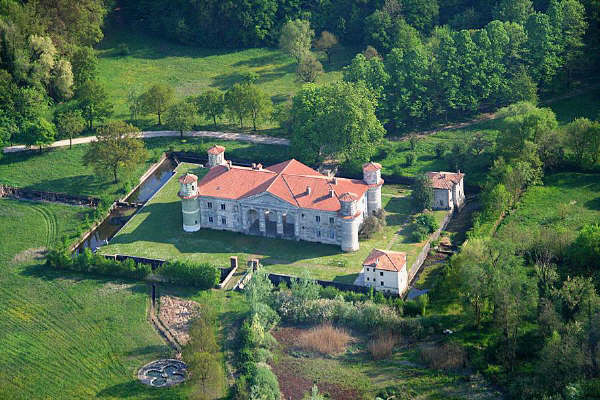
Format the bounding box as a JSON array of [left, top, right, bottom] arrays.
[[158, 295, 199, 346], [12, 247, 47, 264]]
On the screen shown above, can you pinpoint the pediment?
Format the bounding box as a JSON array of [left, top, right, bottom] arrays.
[[242, 192, 296, 209]]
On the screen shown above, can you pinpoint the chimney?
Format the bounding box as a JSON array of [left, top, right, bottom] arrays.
[[252, 163, 256, 169], [256, 163, 262, 170], [329, 188, 335, 198], [306, 186, 311, 195]]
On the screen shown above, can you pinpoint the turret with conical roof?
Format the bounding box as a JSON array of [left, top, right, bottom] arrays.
[[339, 192, 360, 252], [363, 162, 383, 215], [178, 173, 200, 232]]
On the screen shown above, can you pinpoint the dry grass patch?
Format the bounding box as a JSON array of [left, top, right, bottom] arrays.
[[420, 342, 467, 370], [298, 323, 352, 355], [368, 333, 399, 360]]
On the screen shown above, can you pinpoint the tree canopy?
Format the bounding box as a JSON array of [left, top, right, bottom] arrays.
[[289, 81, 384, 167]]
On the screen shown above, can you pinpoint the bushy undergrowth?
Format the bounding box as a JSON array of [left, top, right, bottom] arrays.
[[46, 247, 151, 280], [156, 260, 219, 289], [46, 248, 219, 289]]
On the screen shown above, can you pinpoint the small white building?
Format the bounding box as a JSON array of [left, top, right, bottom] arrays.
[[426, 171, 465, 211], [360, 249, 408, 295]]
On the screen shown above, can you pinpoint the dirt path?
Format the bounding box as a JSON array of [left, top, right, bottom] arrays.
[[3, 129, 290, 153]]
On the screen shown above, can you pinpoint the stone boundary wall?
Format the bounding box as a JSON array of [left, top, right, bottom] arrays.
[[406, 211, 453, 285], [0, 184, 100, 207]]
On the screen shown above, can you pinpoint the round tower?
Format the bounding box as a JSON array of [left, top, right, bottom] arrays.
[[207, 145, 226, 168], [178, 173, 200, 232], [339, 192, 360, 252], [363, 162, 383, 215]]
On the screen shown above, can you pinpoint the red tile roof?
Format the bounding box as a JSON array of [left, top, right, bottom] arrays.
[[363, 162, 382, 172], [363, 249, 407, 272], [178, 173, 198, 184], [339, 192, 358, 202], [196, 159, 371, 212], [426, 172, 464, 190], [207, 145, 225, 155]]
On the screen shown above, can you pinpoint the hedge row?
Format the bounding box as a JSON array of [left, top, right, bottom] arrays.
[[46, 248, 219, 289]]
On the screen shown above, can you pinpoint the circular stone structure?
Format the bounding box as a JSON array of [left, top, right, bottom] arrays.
[[137, 359, 187, 387]]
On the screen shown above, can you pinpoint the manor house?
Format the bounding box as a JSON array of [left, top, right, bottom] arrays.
[[178, 145, 384, 252]]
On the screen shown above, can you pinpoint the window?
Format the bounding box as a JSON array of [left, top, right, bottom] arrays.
[[222, 217, 226, 225], [366, 268, 369, 272], [380, 271, 383, 277], [301, 213, 305, 218], [195, 220, 198, 224], [366, 277, 369, 281], [315, 215, 320, 222], [221, 203, 226, 210], [381, 281, 384, 286], [208, 216, 213, 223], [329, 217, 334, 224], [207, 202, 212, 209], [439, 200, 443, 206], [329, 231, 335, 239], [317, 230, 321, 237]]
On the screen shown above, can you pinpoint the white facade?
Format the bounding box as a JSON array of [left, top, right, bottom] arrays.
[[358, 249, 408, 295]]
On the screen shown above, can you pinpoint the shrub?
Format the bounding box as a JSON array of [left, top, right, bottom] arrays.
[[434, 142, 447, 159], [157, 260, 219, 289], [405, 151, 416, 166], [411, 225, 430, 242], [419, 342, 467, 370], [298, 323, 352, 355], [46, 248, 152, 280], [250, 367, 280, 400], [368, 334, 398, 360], [359, 215, 383, 239], [415, 213, 438, 233]]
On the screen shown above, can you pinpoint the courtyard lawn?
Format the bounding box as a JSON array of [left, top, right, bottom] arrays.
[[0, 199, 184, 399], [97, 28, 354, 131], [0, 137, 289, 198], [103, 163, 447, 283]]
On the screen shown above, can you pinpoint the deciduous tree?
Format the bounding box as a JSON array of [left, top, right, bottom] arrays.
[[196, 89, 225, 129], [289, 82, 384, 166], [140, 84, 175, 125], [411, 174, 433, 211], [76, 80, 113, 130], [71, 46, 98, 88], [83, 121, 147, 183], [279, 19, 314, 63], [22, 117, 56, 152], [296, 53, 323, 83], [313, 30, 337, 63], [55, 109, 85, 149], [165, 101, 196, 138]]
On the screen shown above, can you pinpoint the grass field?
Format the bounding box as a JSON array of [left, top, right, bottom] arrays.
[[96, 28, 355, 131], [0, 137, 289, 198], [0, 198, 189, 399], [497, 172, 600, 238], [546, 86, 600, 124], [102, 162, 447, 283]]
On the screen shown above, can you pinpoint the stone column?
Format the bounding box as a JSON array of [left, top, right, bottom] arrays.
[[294, 212, 301, 239], [259, 210, 266, 234], [276, 211, 284, 236]]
